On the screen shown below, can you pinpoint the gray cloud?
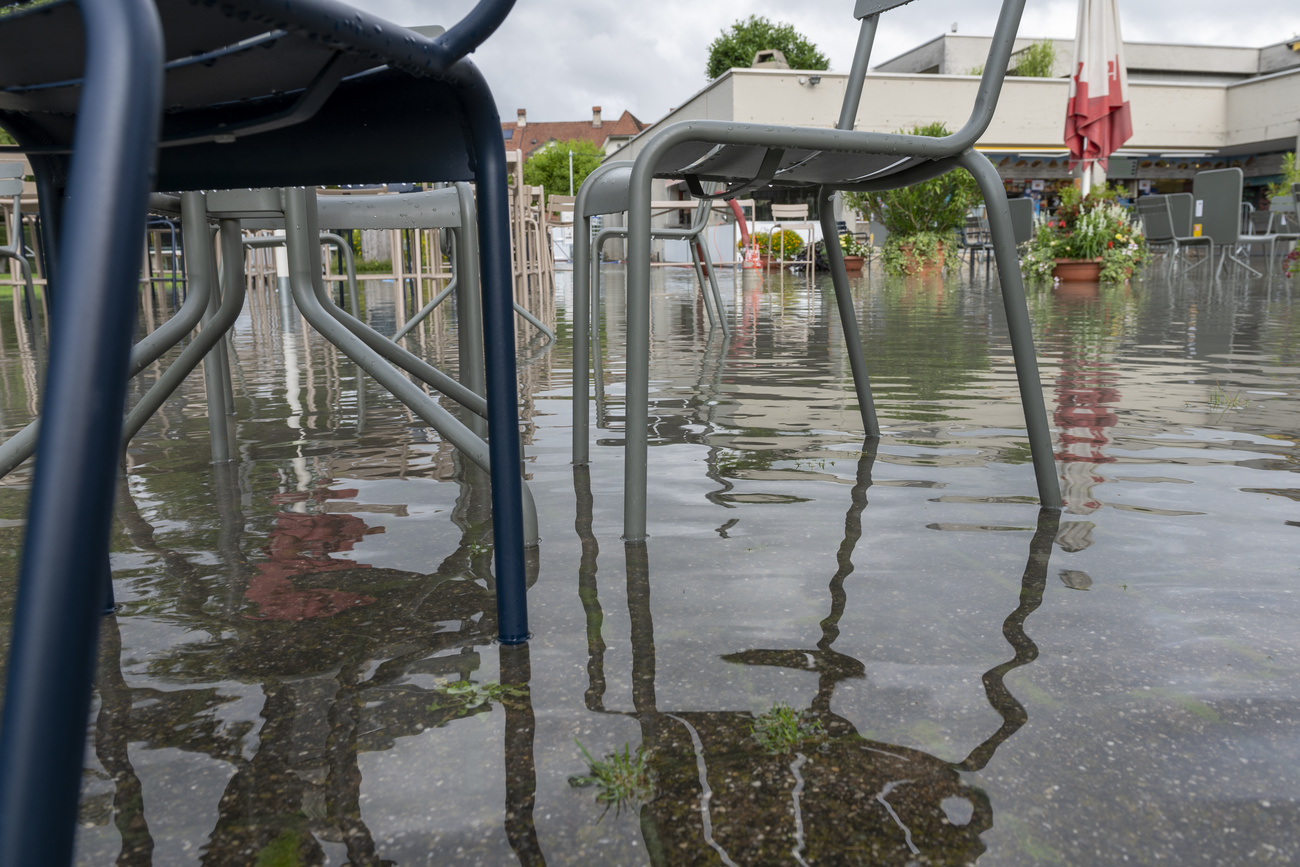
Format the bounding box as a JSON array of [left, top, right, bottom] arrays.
[[353, 1, 1300, 123]]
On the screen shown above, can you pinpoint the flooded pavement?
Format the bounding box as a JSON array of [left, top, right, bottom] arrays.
[[1, 262, 1299, 865]]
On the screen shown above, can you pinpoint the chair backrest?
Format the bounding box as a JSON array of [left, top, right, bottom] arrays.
[[1265, 198, 1293, 233], [1007, 196, 1034, 245], [1191, 168, 1243, 245], [836, 0, 1020, 145], [1136, 195, 1175, 243], [770, 204, 810, 220], [0, 162, 22, 198], [1165, 193, 1195, 237]]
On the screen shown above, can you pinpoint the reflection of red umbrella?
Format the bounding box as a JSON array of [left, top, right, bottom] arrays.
[[245, 485, 382, 620], [1065, 0, 1132, 181]]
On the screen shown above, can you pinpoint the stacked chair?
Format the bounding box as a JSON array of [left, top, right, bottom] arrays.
[[0, 0, 530, 861], [573, 0, 1062, 543]]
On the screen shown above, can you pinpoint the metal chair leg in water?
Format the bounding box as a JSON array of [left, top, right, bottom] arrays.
[[0, 1, 163, 862]]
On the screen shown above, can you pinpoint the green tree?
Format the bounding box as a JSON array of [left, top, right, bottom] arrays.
[[1011, 39, 1058, 77], [706, 15, 829, 80], [522, 138, 605, 197]]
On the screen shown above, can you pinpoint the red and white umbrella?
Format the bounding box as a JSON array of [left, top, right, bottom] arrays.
[[1064, 0, 1132, 186]]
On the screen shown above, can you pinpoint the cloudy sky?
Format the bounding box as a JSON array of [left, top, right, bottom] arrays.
[[352, 0, 1300, 124]]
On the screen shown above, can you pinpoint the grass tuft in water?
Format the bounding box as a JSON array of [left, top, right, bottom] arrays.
[[1207, 382, 1247, 410], [568, 740, 655, 811], [751, 701, 824, 754]]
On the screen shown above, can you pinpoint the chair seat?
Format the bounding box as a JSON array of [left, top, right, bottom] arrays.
[[655, 141, 928, 188]]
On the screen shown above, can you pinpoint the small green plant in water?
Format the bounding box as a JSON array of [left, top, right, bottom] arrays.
[[751, 701, 823, 753], [568, 740, 655, 811], [1206, 383, 1247, 410], [429, 679, 526, 715]]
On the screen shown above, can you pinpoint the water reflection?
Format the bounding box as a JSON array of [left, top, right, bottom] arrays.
[[87, 458, 543, 865], [573, 446, 1059, 864], [0, 261, 1296, 863]]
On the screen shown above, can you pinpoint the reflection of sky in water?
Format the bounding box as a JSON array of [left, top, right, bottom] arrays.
[[1, 265, 1298, 864]]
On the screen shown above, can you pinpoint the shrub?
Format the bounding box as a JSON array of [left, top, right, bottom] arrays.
[[844, 122, 979, 275], [738, 228, 806, 259]]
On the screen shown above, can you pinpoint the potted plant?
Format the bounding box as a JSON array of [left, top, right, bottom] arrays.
[[740, 228, 806, 269], [1020, 186, 1148, 283], [838, 232, 871, 273], [845, 122, 979, 277]]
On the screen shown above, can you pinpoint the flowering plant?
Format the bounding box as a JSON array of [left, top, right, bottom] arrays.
[[1285, 248, 1300, 279], [1020, 187, 1148, 283], [737, 228, 806, 259], [838, 233, 871, 258]]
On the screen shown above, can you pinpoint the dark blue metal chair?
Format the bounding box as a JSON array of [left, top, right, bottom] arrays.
[[0, 0, 526, 861]]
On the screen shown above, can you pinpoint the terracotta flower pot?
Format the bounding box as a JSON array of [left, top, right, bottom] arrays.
[[1051, 258, 1103, 282], [897, 243, 945, 277], [842, 255, 865, 274]]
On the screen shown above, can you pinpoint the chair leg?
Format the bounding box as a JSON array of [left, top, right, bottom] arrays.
[[572, 214, 592, 465], [465, 90, 530, 642], [199, 214, 232, 464], [591, 232, 608, 430], [454, 183, 488, 438], [819, 190, 880, 437], [697, 238, 729, 337], [688, 240, 717, 328], [0, 0, 163, 861], [958, 151, 1061, 509], [625, 166, 656, 542]]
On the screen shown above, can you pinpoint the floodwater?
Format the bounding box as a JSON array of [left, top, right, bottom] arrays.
[[1, 260, 1299, 865]]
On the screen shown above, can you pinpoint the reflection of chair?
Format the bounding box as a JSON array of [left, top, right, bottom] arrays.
[[0, 0, 529, 857], [585, 0, 1061, 540], [1192, 168, 1278, 277], [572, 449, 1061, 862]]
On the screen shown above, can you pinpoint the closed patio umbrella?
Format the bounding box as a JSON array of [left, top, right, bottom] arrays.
[[1065, 0, 1132, 193]]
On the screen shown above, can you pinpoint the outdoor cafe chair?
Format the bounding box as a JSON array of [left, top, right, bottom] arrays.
[[770, 201, 819, 272], [0, 0, 531, 861], [1137, 194, 1212, 272], [576, 0, 1062, 542], [0, 161, 38, 323], [1192, 168, 1280, 278]]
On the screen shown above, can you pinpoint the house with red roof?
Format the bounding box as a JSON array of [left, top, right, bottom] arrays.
[[502, 106, 647, 159]]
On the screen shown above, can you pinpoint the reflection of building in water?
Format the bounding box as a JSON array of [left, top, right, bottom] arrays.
[[245, 484, 382, 620]]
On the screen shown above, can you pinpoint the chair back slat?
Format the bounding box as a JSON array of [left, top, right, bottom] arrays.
[[1136, 196, 1175, 243], [1191, 168, 1243, 246], [1165, 193, 1195, 237], [1007, 197, 1034, 246]]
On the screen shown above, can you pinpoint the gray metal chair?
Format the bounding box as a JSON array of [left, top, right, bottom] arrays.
[[579, 0, 1062, 542], [1137, 194, 1212, 271], [1192, 168, 1277, 278]]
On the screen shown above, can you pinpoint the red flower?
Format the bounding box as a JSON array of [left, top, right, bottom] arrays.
[[1108, 241, 1114, 248]]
